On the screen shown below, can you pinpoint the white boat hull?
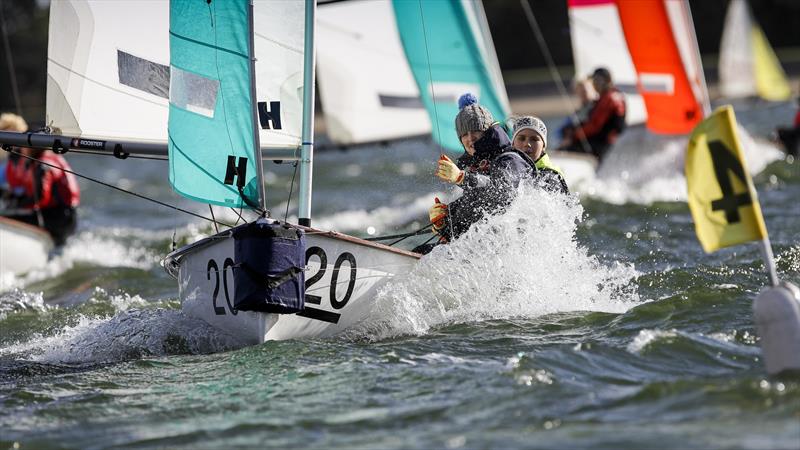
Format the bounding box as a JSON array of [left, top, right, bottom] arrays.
[[549, 151, 598, 190], [0, 217, 54, 277], [165, 224, 420, 345]]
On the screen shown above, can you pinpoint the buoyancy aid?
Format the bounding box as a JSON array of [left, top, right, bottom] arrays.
[[575, 87, 626, 145], [533, 153, 569, 194], [6, 151, 80, 210]]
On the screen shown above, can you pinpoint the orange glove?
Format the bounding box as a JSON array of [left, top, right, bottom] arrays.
[[436, 154, 464, 185], [428, 197, 448, 232]]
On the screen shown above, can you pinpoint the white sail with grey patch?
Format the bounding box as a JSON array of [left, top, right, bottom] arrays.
[[46, 0, 304, 150]]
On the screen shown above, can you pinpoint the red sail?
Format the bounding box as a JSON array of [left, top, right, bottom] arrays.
[[615, 0, 703, 134]]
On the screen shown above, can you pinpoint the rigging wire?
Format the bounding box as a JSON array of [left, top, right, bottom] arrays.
[[519, 0, 592, 154], [416, 0, 457, 247], [365, 222, 434, 243], [1, 146, 233, 228]]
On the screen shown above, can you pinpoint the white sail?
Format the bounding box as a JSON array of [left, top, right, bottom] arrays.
[[567, 0, 646, 126], [316, 0, 430, 145], [46, 1, 170, 143], [719, 0, 756, 98], [46, 0, 304, 149]]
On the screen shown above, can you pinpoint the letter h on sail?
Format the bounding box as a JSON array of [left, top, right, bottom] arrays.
[[224, 155, 248, 189], [258, 101, 282, 129]]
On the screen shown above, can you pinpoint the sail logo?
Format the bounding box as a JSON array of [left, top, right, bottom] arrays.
[[258, 101, 282, 129], [224, 156, 248, 188]]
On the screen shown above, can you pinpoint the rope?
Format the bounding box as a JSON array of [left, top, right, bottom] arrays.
[[519, 0, 592, 154], [285, 161, 298, 222], [365, 222, 434, 244], [1, 146, 232, 228]]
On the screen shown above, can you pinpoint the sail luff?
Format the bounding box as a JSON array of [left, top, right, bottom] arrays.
[[247, 0, 267, 211], [298, 0, 317, 227]]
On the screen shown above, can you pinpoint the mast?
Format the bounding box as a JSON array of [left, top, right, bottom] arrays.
[[684, 1, 711, 117], [298, 0, 316, 227], [248, 0, 267, 210]]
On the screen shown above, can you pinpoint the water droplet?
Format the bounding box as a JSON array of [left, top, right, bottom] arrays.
[[367, 226, 376, 235]]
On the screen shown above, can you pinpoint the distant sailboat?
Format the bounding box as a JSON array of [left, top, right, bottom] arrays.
[[566, 0, 647, 127], [719, 0, 792, 102], [316, 0, 431, 146]]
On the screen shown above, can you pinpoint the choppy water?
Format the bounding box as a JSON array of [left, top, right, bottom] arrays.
[[1, 101, 799, 449]]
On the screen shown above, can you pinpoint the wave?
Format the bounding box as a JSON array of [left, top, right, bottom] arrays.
[[580, 124, 785, 205], [347, 185, 642, 340]]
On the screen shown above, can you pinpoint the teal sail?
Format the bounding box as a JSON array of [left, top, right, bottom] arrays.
[[168, 0, 260, 208], [392, 0, 510, 153]]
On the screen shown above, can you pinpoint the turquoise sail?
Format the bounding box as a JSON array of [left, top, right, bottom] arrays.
[[168, 0, 259, 208], [392, 0, 510, 153]]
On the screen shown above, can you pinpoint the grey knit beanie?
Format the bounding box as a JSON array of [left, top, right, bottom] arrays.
[[454, 93, 495, 137], [511, 115, 548, 149]]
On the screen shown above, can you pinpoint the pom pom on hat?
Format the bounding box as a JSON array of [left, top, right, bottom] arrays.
[[454, 93, 494, 137], [458, 93, 478, 110]]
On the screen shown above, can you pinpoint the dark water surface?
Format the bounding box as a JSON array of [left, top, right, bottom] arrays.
[[1, 101, 799, 449]]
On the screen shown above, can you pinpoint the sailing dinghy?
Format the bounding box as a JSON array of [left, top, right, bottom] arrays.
[[718, 0, 792, 102], [164, 0, 421, 345], [0, 0, 421, 345], [0, 217, 54, 279]]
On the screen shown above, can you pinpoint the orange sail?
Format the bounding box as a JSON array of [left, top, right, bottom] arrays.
[[615, 0, 705, 134]]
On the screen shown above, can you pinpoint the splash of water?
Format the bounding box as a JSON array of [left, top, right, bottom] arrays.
[[580, 125, 784, 205], [349, 186, 641, 340]]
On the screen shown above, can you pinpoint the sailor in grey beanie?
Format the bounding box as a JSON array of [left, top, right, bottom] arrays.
[[511, 115, 548, 150], [454, 93, 495, 137]]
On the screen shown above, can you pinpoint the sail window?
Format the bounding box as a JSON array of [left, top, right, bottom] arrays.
[[118, 51, 170, 99], [169, 66, 219, 118], [638, 73, 675, 95]]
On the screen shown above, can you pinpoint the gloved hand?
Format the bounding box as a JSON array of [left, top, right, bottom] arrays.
[[436, 154, 464, 185], [428, 197, 448, 233]]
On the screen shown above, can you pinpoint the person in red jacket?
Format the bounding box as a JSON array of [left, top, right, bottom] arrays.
[[559, 67, 626, 161], [4, 141, 80, 246], [775, 91, 799, 157]]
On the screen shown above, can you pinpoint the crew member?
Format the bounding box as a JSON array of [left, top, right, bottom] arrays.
[[560, 67, 626, 161], [510, 115, 568, 194], [3, 117, 80, 245]]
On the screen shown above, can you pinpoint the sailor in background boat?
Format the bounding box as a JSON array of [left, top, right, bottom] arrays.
[[510, 115, 568, 195], [558, 67, 626, 161], [1, 114, 80, 246], [555, 77, 597, 148], [415, 94, 537, 254], [775, 89, 799, 157]]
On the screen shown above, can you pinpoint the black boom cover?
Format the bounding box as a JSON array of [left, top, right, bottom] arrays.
[[232, 221, 306, 313]]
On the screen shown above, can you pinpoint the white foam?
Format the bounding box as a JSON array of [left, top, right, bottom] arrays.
[[0, 229, 161, 292], [347, 186, 641, 341], [582, 125, 784, 205], [627, 328, 678, 353]]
